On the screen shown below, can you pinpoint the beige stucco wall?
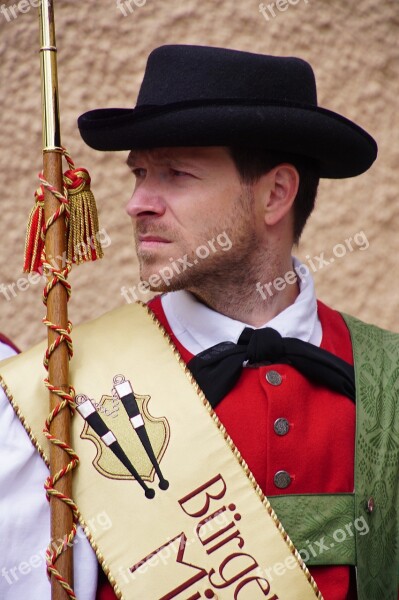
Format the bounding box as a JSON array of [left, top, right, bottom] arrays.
[[0, 0, 398, 350]]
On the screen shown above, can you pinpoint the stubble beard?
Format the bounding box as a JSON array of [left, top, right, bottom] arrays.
[[135, 187, 278, 316], [135, 186, 257, 293], [185, 191, 277, 315]]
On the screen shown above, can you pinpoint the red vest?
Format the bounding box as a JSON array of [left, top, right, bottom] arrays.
[[97, 296, 358, 600]]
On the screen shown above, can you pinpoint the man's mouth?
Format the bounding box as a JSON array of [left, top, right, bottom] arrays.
[[137, 234, 172, 247]]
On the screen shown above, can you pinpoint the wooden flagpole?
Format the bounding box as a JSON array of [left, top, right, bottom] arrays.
[[39, 1, 74, 597]]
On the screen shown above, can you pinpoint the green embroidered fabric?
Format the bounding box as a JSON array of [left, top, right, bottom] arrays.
[[268, 494, 356, 566], [344, 314, 399, 600], [268, 315, 399, 599]]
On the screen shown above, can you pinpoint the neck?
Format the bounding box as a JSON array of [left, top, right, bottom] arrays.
[[188, 255, 299, 327]]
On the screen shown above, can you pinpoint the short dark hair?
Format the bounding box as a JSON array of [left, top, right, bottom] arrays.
[[228, 147, 320, 243]]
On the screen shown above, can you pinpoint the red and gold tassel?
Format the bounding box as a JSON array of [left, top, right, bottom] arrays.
[[24, 185, 46, 273], [63, 168, 103, 265], [23, 150, 103, 273]]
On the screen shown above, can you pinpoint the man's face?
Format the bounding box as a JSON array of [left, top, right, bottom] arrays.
[[125, 146, 262, 294]]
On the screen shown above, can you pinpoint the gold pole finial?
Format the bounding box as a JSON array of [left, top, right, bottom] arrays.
[[39, 0, 62, 151]]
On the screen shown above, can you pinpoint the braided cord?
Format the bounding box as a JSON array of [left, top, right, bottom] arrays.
[[41, 148, 79, 599]]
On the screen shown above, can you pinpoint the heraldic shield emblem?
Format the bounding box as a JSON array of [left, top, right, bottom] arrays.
[[76, 374, 170, 499]]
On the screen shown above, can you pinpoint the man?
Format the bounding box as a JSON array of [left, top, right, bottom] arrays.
[[1, 45, 398, 600], [78, 45, 398, 600]]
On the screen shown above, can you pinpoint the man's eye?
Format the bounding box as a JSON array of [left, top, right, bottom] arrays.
[[170, 168, 190, 177], [132, 168, 146, 178]]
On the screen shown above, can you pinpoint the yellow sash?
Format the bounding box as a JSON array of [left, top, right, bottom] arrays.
[[0, 303, 322, 600]]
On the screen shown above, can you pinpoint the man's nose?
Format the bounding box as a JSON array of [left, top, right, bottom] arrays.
[[126, 185, 167, 218]]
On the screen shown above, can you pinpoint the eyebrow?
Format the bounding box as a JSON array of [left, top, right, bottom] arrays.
[[126, 152, 141, 169], [126, 150, 198, 171]]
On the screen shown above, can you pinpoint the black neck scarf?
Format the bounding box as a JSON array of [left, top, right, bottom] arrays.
[[187, 326, 355, 408]]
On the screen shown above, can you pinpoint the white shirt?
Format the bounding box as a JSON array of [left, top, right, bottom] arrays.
[[161, 257, 322, 353], [0, 343, 97, 600]]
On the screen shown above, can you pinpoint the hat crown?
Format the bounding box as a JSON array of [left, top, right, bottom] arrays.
[[78, 44, 377, 178], [137, 45, 317, 108]]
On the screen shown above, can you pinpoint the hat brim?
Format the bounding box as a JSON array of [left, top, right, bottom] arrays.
[[78, 103, 377, 179]]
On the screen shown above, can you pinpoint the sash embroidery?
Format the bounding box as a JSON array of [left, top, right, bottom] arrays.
[[76, 374, 170, 499]]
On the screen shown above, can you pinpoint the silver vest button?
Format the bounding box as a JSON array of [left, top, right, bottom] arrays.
[[274, 418, 290, 436], [266, 370, 282, 386], [274, 470, 292, 489]]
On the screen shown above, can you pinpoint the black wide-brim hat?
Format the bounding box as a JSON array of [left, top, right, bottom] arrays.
[[78, 45, 377, 179]]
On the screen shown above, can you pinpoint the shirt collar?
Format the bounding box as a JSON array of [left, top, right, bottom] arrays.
[[161, 257, 322, 355]]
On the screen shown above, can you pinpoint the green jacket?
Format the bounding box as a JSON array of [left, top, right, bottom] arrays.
[[269, 314, 399, 599]]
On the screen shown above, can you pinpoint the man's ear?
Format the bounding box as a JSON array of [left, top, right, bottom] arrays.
[[261, 164, 299, 227]]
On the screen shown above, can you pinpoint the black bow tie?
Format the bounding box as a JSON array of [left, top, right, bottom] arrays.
[[187, 327, 355, 408]]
